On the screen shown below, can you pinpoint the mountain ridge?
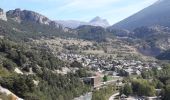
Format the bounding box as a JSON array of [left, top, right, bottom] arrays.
[[56, 16, 110, 29], [111, 0, 170, 30], [6, 8, 62, 28]]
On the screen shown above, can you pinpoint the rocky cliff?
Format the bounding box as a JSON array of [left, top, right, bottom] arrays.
[[6, 8, 61, 28], [0, 8, 7, 21]]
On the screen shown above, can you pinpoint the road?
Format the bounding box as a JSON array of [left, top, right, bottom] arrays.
[[94, 77, 123, 89], [109, 92, 119, 100], [74, 92, 92, 100]]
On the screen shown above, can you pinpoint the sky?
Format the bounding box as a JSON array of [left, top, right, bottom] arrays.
[[0, 0, 158, 25]]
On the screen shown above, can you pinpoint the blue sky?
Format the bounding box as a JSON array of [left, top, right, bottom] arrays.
[[1, 0, 158, 25]]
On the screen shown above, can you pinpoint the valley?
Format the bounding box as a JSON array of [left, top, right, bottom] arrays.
[[1, 0, 170, 100]]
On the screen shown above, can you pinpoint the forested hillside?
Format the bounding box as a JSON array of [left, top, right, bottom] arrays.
[[0, 38, 91, 100]]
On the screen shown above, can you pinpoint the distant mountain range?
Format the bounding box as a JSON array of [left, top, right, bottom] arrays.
[[0, 8, 110, 29], [56, 20, 86, 29], [56, 16, 110, 29], [0, 8, 109, 42], [112, 0, 170, 30], [2, 2, 170, 57]]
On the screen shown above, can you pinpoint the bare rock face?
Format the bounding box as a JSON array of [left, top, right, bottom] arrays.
[[6, 8, 61, 28], [0, 8, 7, 21], [7, 8, 50, 24]]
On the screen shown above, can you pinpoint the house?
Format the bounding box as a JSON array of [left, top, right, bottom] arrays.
[[82, 76, 101, 88]]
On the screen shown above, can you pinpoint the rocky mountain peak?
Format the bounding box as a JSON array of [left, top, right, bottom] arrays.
[[90, 16, 102, 22], [6, 8, 62, 28], [7, 9, 50, 24], [0, 8, 7, 21], [89, 16, 110, 28]]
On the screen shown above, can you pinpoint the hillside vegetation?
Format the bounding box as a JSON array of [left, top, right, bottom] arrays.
[[0, 38, 91, 100]]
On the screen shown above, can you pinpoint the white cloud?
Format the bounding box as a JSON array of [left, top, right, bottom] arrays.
[[58, 0, 121, 11]]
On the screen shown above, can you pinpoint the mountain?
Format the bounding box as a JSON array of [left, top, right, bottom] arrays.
[[89, 16, 110, 28], [0, 8, 112, 42], [112, 0, 170, 30], [0, 8, 7, 21], [56, 20, 87, 29], [0, 8, 77, 41], [132, 25, 170, 56], [6, 8, 61, 28], [76, 25, 108, 41], [3, 8, 110, 32], [56, 16, 110, 29], [0, 9, 93, 100]]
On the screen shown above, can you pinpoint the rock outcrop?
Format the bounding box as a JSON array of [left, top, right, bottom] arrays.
[[0, 8, 7, 21], [6, 8, 61, 28]]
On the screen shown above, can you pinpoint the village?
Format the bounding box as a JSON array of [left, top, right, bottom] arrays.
[[31, 37, 163, 100], [57, 53, 161, 83], [57, 52, 163, 100], [57, 53, 161, 76]]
